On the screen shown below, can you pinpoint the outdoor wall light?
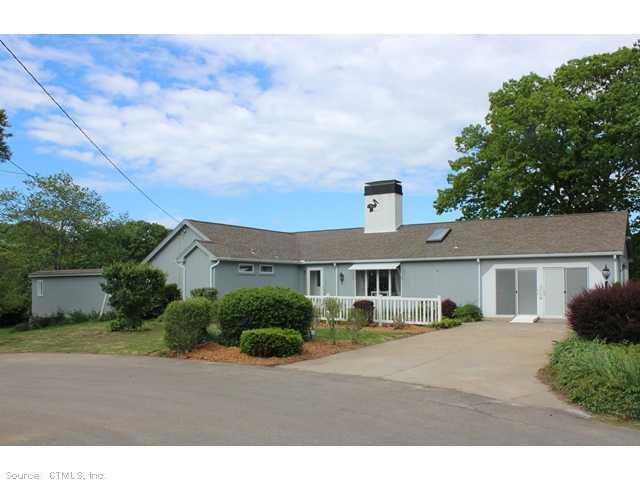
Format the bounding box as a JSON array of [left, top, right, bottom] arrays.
[[602, 264, 611, 287], [339, 273, 344, 283]]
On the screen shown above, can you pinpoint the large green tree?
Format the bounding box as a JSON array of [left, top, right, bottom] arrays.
[[434, 43, 640, 277], [435, 43, 640, 220]]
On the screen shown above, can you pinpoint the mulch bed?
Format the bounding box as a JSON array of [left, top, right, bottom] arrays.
[[181, 323, 433, 366], [184, 340, 359, 366]]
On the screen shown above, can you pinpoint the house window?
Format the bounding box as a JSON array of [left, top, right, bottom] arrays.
[[36, 279, 44, 297], [355, 269, 401, 296], [238, 264, 255, 274], [259, 264, 274, 275]]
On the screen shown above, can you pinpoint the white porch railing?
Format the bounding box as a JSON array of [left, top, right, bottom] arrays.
[[307, 295, 442, 325]]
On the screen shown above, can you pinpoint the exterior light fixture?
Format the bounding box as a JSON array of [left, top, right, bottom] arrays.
[[602, 264, 611, 287], [339, 273, 344, 283]]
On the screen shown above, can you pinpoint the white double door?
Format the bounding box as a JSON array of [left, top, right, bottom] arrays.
[[542, 267, 588, 317]]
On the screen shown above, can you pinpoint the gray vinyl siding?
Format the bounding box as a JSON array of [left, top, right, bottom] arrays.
[[148, 226, 201, 286], [31, 276, 111, 317], [401, 260, 479, 305], [184, 247, 211, 297], [213, 261, 303, 297]]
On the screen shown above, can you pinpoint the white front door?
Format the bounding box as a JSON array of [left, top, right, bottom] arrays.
[[308, 269, 323, 296], [543, 267, 565, 317]]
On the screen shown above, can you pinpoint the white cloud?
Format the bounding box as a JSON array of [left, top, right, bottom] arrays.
[[1, 35, 637, 196]]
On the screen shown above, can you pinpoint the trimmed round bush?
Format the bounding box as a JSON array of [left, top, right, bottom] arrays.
[[353, 299, 374, 324], [568, 282, 640, 343], [240, 328, 303, 358], [454, 304, 482, 322], [164, 297, 213, 353], [217, 286, 313, 345], [441, 298, 457, 318]]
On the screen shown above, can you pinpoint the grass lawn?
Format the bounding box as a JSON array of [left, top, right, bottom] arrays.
[[0, 320, 167, 356], [0, 320, 429, 360]]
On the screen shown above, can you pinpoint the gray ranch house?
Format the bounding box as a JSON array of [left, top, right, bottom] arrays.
[[31, 180, 632, 323]]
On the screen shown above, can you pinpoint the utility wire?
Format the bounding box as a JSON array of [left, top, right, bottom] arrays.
[[4, 158, 34, 178], [0, 38, 179, 223]]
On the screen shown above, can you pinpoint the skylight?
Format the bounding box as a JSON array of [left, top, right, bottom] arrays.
[[426, 227, 451, 243]]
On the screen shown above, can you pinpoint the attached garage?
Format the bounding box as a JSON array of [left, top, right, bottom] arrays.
[[482, 256, 618, 319]]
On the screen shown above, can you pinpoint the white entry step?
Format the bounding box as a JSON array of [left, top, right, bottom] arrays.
[[510, 315, 539, 324]]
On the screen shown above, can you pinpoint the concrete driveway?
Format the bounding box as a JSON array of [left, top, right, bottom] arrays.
[[2, 353, 640, 445], [285, 319, 570, 410]]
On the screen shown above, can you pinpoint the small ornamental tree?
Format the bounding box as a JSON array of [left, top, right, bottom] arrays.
[[102, 262, 166, 330], [441, 298, 457, 318]]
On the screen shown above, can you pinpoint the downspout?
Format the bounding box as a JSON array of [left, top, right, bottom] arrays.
[[210, 260, 221, 289], [476, 258, 482, 311], [179, 261, 186, 299], [334, 263, 338, 296], [613, 255, 618, 283]]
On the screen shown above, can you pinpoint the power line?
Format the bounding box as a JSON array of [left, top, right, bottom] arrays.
[[4, 158, 34, 178], [0, 38, 179, 223]]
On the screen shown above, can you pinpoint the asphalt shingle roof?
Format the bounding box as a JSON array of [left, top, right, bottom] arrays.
[[187, 211, 629, 263]]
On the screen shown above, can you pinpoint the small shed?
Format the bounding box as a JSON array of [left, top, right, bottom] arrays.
[[29, 269, 111, 317]]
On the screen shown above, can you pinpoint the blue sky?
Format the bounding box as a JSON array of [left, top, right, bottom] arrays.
[[0, 35, 636, 230]]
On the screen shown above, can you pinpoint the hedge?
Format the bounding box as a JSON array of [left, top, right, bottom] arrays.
[[217, 286, 313, 345], [239, 327, 303, 357]]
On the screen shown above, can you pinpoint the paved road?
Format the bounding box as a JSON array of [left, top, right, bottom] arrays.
[[1, 353, 639, 445], [286, 319, 569, 409]]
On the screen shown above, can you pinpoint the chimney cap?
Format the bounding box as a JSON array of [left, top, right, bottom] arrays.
[[364, 179, 402, 196]]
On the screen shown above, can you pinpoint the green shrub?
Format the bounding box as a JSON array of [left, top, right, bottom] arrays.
[[217, 286, 313, 345], [346, 307, 369, 343], [164, 297, 213, 354], [454, 304, 482, 322], [548, 336, 640, 420], [323, 297, 341, 345], [109, 317, 127, 332], [191, 287, 218, 302], [148, 283, 182, 319], [102, 262, 167, 330], [239, 327, 303, 358], [98, 311, 117, 322], [432, 318, 463, 329]]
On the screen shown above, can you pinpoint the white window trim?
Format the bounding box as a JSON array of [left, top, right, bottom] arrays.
[[306, 268, 324, 295], [259, 264, 274, 275], [36, 279, 44, 297], [238, 263, 255, 275], [353, 267, 401, 297]]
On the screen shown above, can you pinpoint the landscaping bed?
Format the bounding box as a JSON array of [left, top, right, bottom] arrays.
[[544, 336, 640, 420], [183, 323, 432, 366]]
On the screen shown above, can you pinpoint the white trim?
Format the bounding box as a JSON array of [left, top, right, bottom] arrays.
[[306, 267, 324, 296], [176, 240, 217, 263], [613, 254, 618, 283], [36, 279, 44, 297], [238, 263, 255, 275], [348, 262, 400, 270], [259, 264, 275, 275], [216, 251, 624, 266], [142, 220, 209, 264], [179, 261, 186, 299], [99, 294, 110, 317]]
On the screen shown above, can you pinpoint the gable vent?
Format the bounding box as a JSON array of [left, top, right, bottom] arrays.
[[426, 227, 451, 243]]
